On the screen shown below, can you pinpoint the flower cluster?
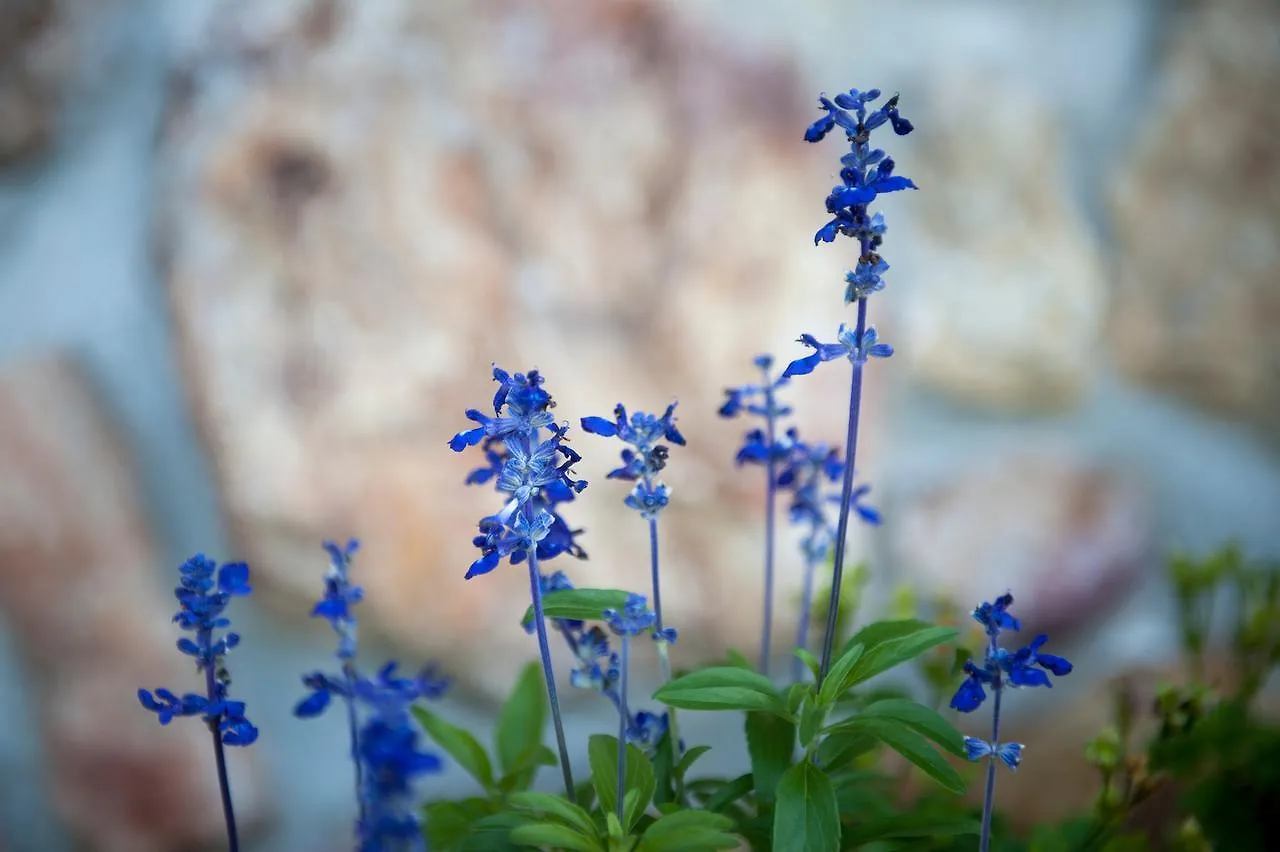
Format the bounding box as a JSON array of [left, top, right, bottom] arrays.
[[581, 402, 685, 519], [719, 354, 792, 466], [777, 431, 880, 564], [784, 88, 915, 381], [138, 554, 258, 747], [951, 593, 1074, 769], [354, 663, 448, 851], [451, 367, 588, 579]]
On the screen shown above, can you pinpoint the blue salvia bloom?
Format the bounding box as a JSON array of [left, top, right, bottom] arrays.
[[138, 554, 257, 851], [581, 403, 684, 646], [775, 433, 881, 681], [450, 366, 585, 800], [354, 662, 447, 852], [720, 354, 792, 674], [951, 592, 1073, 852], [788, 87, 915, 688]]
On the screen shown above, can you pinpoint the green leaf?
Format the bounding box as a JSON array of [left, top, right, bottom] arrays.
[[496, 662, 547, 780], [701, 773, 754, 813], [773, 761, 840, 852], [842, 814, 981, 846], [412, 707, 495, 791], [509, 823, 604, 852], [653, 667, 789, 716], [815, 731, 880, 770], [842, 619, 933, 655], [745, 712, 795, 806], [794, 648, 821, 680], [673, 745, 712, 780], [799, 698, 829, 749], [841, 623, 959, 689], [588, 734, 655, 833], [843, 698, 966, 757], [522, 588, 632, 627], [723, 648, 754, 669], [638, 810, 739, 852], [424, 800, 488, 850], [652, 729, 676, 805], [836, 716, 965, 794], [785, 682, 810, 717], [507, 791, 600, 840], [497, 746, 558, 794], [818, 642, 865, 706], [462, 812, 539, 852]]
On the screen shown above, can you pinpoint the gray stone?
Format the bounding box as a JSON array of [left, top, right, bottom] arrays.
[[1109, 0, 1280, 439], [0, 356, 269, 852]]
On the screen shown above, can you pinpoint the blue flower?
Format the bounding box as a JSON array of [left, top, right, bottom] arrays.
[[452, 366, 588, 579], [719, 355, 791, 421], [972, 592, 1020, 637], [582, 402, 684, 519], [139, 554, 258, 747], [312, 538, 364, 660], [782, 324, 894, 378], [605, 594, 658, 638], [964, 737, 1024, 770], [950, 594, 1073, 714]]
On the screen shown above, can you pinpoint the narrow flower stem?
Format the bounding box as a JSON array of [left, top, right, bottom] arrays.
[[817, 295, 869, 686], [616, 636, 630, 825], [527, 552, 577, 803], [341, 662, 365, 827], [979, 638, 1003, 852], [760, 381, 779, 676], [200, 646, 240, 852], [647, 515, 683, 763], [793, 554, 819, 683]]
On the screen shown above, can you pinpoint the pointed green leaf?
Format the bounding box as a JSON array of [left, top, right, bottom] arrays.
[[842, 619, 933, 656], [522, 588, 633, 627], [463, 812, 539, 852], [794, 648, 821, 680], [702, 773, 754, 813], [496, 662, 547, 778], [837, 716, 965, 794], [798, 698, 828, 749], [745, 711, 795, 806], [510, 823, 605, 852], [773, 761, 840, 852], [843, 698, 966, 757], [653, 667, 788, 716], [841, 623, 958, 689], [638, 810, 739, 852], [588, 734, 655, 833], [412, 707, 495, 791], [674, 745, 712, 780], [497, 746, 558, 794], [815, 730, 879, 770], [818, 642, 865, 705], [785, 682, 810, 717], [507, 791, 600, 840]]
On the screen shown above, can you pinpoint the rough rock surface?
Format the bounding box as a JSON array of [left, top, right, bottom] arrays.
[[158, 0, 881, 696], [1109, 0, 1280, 438], [888, 448, 1147, 638], [896, 73, 1107, 413], [0, 356, 268, 852]]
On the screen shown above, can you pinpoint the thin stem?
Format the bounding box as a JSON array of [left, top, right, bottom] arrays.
[[761, 382, 779, 676], [341, 662, 365, 827], [648, 515, 683, 762], [817, 296, 869, 686], [979, 638, 1003, 852], [616, 636, 630, 825], [793, 553, 819, 683], [527, 552, 577, 803], [201, 647, 240, 852]]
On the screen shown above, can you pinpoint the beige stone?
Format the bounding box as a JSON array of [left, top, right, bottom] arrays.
[[897, 73, 1107, 413], [1109, 0, 1280, 438], [0, 355, 268, 852], [157, 0, 885, 696], [889, 448, 1148, 639]]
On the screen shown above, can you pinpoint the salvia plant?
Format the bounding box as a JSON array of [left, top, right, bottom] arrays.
[[134, 83, 1280, 852]]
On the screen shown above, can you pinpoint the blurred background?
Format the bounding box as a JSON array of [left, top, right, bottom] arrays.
[[1, 0, 1277, 849]]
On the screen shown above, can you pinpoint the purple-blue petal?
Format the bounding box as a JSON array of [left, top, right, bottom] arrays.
[[580, 416, 619, 437]]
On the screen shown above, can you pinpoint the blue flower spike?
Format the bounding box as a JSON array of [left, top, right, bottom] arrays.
[[720, 354, 794, 675], [451, 365, 587, 802], [793, 87, 916, 690], [951, 592, 1073, 852], [601, 594, 659, 824], [138, 554, 257, 852]]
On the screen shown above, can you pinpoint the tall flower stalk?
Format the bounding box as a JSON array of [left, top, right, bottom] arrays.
[[775, 434, 881, 682], [783, 88, 916, 686], [951, 593, 1074, 851], [138, 554, 258, 852], [450, 367, 589, 801], [720, 355, 792, 675], [603, 594, 659, 824]]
